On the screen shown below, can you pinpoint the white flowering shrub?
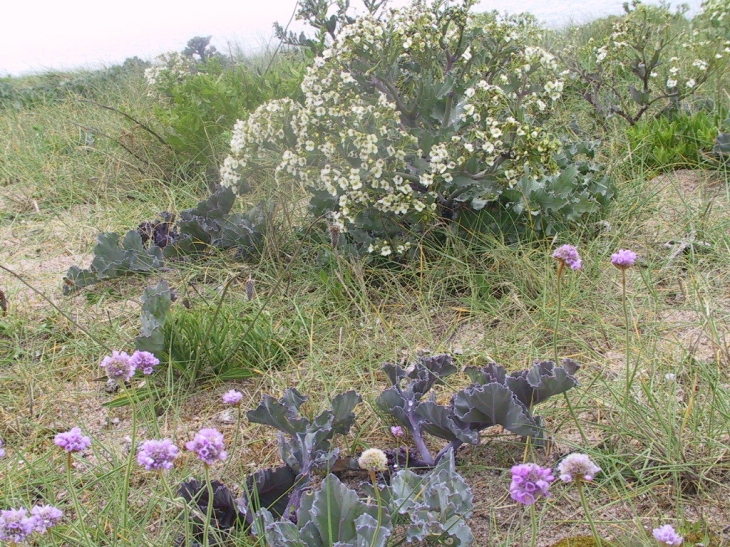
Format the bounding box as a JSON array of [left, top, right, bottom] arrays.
[[144, 52, 196, 96], [222, 0, 610, 255], [563, 0, 728, 125]]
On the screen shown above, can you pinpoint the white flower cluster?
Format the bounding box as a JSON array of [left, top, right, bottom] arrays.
[[144, 52, 195, 94], [220, 1, 568, 255], [220, 99, 304, 191]]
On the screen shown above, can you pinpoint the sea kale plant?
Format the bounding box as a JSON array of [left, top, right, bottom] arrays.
[[62, 188, 266, 293], [221, 0, 613, 255], [243, 389, 361, 521], [259, 451, 474, 547], [376, 354, 580, 466], [560, 0, 729, 125]]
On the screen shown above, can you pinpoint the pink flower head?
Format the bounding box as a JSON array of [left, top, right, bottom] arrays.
[[653, 524, 683, 546], [611, 249, 637, 269], [130, 351, 160, 375], [390, 425, 405, 438], [222, 390, 243, 405], [30, 505, 63, 534], [558, 453, 601, 483], [54, 427, 91, 453], [0, 508, 36, 543], [0, 439, 5, 458], [553, 244, 582, 270], [137, 439, 179, 471], [186, 428, 228, 465], [510, 463, 554, 505], [100, 350, 135, 382]]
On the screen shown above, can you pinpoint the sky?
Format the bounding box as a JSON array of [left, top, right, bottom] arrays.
[[1, 0, 703, 76]]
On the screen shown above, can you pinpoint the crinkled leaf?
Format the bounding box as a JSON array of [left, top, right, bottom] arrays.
[[180, 187, 235, 220], [352, 512, 391, 547], [328, 390, 362, 435], [453, 382, 539, 437], [714, 132, 730, 155], [62, 266, 99, 294], [178, 479, 240, 540], [390, 452, 473, 545], [261, 509, 309, 547], [248, 394, 309, 435], [306, 474, 382, 545], [135, 280, 171, 354], [504, 359, 580, 408], [382, 362, 408, 387], [239, 465, 298, 524], [417, 400, 478, 444], [375, 387, 412, 431], [464, 362, 507, 385], [87, 231, 163, 280], [280, 388, 308, 414]]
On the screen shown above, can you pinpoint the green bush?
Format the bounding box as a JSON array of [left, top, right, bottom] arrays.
[[626, 106, 725, 172], [146, 44, 306, 172]]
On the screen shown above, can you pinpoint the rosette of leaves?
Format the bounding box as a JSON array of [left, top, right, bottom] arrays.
[[376, 354, 580, 465], [386, 451, 473, 546], [163, 187, 266, 257], [246, 389, 361, 519], [258, 473, 392, 547], [63, 231, 164, 294], [62, 188, 266, 293]]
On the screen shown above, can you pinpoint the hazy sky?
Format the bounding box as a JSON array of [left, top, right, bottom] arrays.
[[1, 0, 702, 76]]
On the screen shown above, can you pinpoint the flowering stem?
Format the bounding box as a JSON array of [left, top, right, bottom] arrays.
[[621, 269, 632, 424], [529, 503, 538, 547], [121, 388, 138, 535], [368, 470, 383, 547], [222, 405, 242, 476], [66, 453, 93, 546], [554, 261, 564, 366], [203, 464, 215, 547], [576, 479, 602, 546], [555, 262, 588, 444]]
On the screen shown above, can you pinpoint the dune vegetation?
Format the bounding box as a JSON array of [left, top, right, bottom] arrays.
[[2, 1, 730, 545]]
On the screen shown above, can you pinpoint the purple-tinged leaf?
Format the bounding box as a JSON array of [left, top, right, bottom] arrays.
[[453, 383, 539, 438]]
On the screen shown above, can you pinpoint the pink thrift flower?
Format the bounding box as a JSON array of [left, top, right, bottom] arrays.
[[510, 463, 554, 505], [137, 439, 179, 470], [54, 427, 91, 453], [0, 508, 36, 543], [611, 249, 637, 269], [653, 524, 683, 546], [558, 453, 601, 483], [186, 428, 228, 465], [130, 351, 160, 375], [553, 244, 582, 270], [222, 390, 243, 405], [30, 505, 63, 534], [390, 426, 405, 438], [100, 350, 135, 382]]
